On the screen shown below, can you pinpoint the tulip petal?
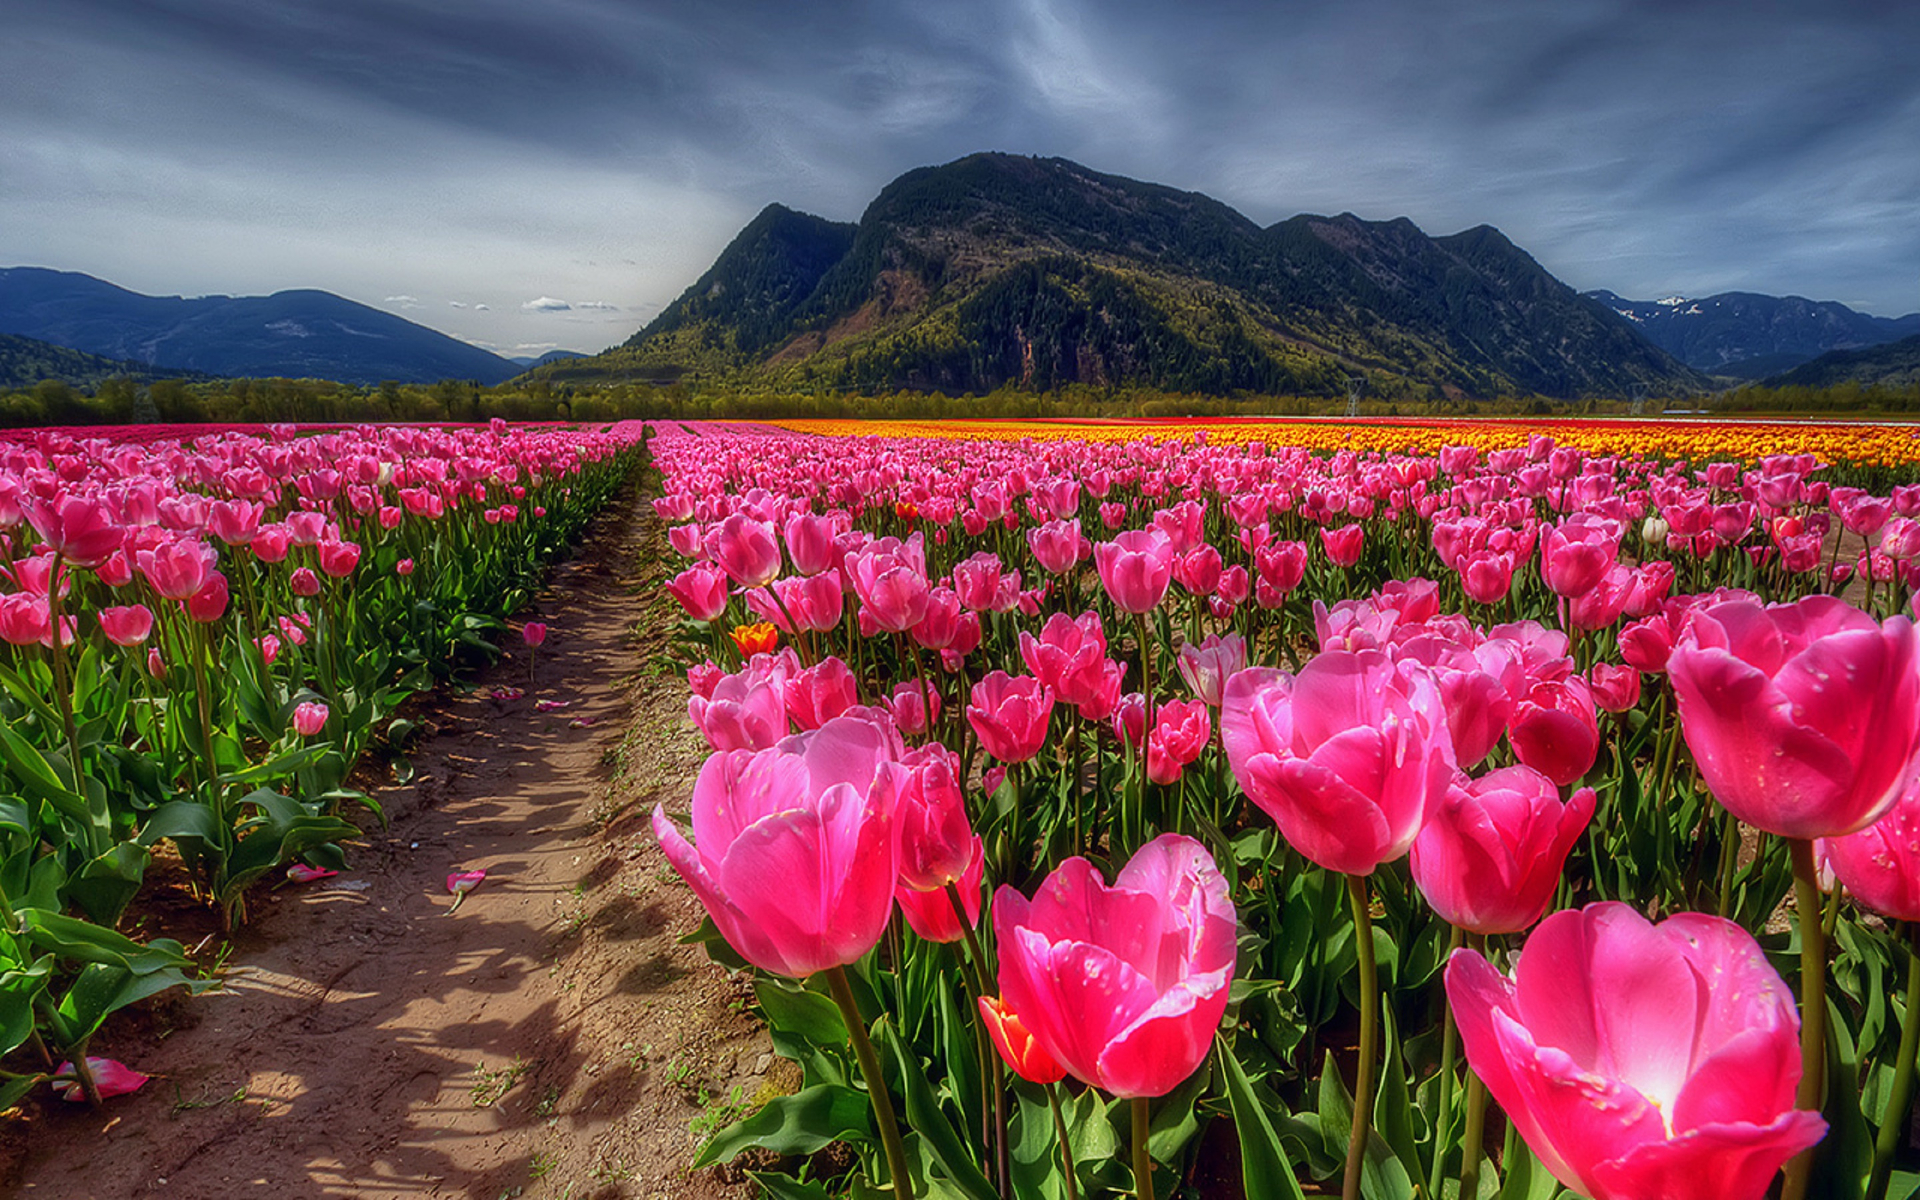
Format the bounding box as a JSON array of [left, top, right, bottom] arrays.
[[1589, 1110, 1827, 1200], [1268, 756, 1394, 875], [1096, 967, 1233, 1098]]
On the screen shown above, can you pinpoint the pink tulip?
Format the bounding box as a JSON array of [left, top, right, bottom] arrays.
[[285, 511, 327, 546], [667, 563, 730, 621], [965, 671, 1054, 763], [1508, 676, 1600, 787], [1393, 634, 1512, 770], [1093, 529, 1176, 614], [98, 604, 154, 647], [185, 573, 229, 623], [1027, 518, 1090, 574], [687, 660, 725, 699], [952, 552, 1008, 612], [993, 834, 1235, 1098], [1411, 766, 1596, 934], [53, 1057, 149, 1103], [206, 498, 264, 545], [1460, 551, 1517, 605], [885, 680, 941, 736], [1221, 650, 1454, 875], [316, 539, 361, 578], [1254, 540, 1308, 594], [286, 863, 338, 884], [522, 621, 548, 648], [1176, 633, 1246, 707], [1146, 699, 1211, 785], [653, 712, 905, 977], [1618, 613, 1675, 673], [784, 657, 860, 730], [782, 512, 839, 576], [136, 538, 216, 601], [1019, 612, 1109, 706], [1540, 513, 1620, 598], [910, 586, 963, 650], [1819, 784, 1920, 922], [1446, 903, 1825, 1200], [895, 835, 984, 943], [689, 655, 790, 751], [26, 495, 124, 567], [708, 513, 782, 588], [396, 558, 416, 576], [1589, 661, 1642, 712], [290, 566, 321, 596], [845, 534, 931, 632], [895, 743, 972, 890], [1320, 523, 1364, 567], [1668, 595, 1920, 838], [291, 701, 330, 737], [1174, 544, 1223, 595]]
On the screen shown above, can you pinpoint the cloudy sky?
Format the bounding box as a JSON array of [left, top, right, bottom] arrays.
[[4, 0, 1916, 357]]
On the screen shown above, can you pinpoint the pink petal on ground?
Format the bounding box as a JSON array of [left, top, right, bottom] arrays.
[[447, 869, 488, 894], [54, 1057, 150, 1101]]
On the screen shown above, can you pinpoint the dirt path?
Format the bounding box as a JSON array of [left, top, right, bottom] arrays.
[[10, 489, 767, 1199]]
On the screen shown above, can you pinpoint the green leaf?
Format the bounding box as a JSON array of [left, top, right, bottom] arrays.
[[755, 978, 848, 1046], [1374, 1005, 1421, 1185], [55, 961, 196, 1045], [137, 799, 225, 850], [65, 843, 150, 925], [692, 1083, 871, 1167], [745, 1172, 836, 1200], [0, 723, 89, 823], [1219, 1037, 1308, 1200], [881, 1020, 999, 1200], [17, 909, 192, 974]]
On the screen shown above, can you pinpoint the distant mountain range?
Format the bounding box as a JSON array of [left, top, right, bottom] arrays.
[[0, 332, 210, 391], [1584, 290, 1920, 380], [508, 349, 587, 369], [1763, 332, 1920, 390], [543, 152, 1705, 400], [0, 268, 522, 386]]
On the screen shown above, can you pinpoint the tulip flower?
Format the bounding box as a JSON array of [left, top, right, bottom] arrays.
[[1589, 661, 1642, 712], [1093, 529, 1176, 614], [993, 833, 1235, 1099], [1176, 633, 1246, 707], [730, 621, 778, 657], [1668, 595, 1920, 840], [1028, 518, 1091, 574], [1411, 766, 1596, 934], [966, 671, 1055, 764], [653, 712, 904, 978], [689, 655, 790, 751], [783, 657, 860, 730], [285, 864, 339, 884], [1820, 785, 1920, 924], [885, 679, 940, 736], [894, 835, 984, 943], [53, 1057, 149, 1103], [290, 567, 321, 597], [1221, 650, 1455, 876], [1320, 523, 1364, 567], [445, 867, 487, 914], [1539, 513, 1620, 598], [708, 513, 782, 588], [667, 563, 730, 621], [1019, 612, 1109, 703], [1146, 699, 1211, 785], [1507, 676, 1600, 787], [291, 701, 330, 737], [185, 573, 229, 623], [978, 996, 1067, 1085], [845, 535, 932, 632], [98, 604, 155, 647], [1445, 903, 1826, 1200], [316, 539, 361, 578], [782, 511, 839, 576]]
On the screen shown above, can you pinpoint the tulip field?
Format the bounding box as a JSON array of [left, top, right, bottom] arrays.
[[0, 420, 643, 1108], [651, 416, 1920, 1200]]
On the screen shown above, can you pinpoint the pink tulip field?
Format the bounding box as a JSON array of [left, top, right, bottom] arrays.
[[0, 419, 642, 1107], [650, 420, 1920, 1200]]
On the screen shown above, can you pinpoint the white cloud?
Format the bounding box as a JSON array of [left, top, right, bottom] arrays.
[[384, 294, 423, 308], [473, 303, 490, 311], [448, 299, 467, 308], [521, 296, 571, 312], [574, 299, 620, 311]]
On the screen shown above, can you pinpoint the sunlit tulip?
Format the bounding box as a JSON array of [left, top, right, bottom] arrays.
[[25, 495, 123, 567], [689, 654, 790, 751], [708, 513, 782, 588], [1027, 518, 1091, 574], [1820, 785, 1920, 922], [784, 657, 860, 730], [1668, 595, 1920, 838], [291, 701, 330, 737], [994, 834, 1235, 1098], [1411, 766, 1595, 934], [979, 996, 1067, 1085], [1222, 650, 1454, 875], [1146, 699, 1211, 785], [1446, 903, 1825, 1200], [895, 836, 984, 943], [98, 604, 154, 647], [1176, 633, 1246, 707], [1507, 676, 1600, 787], [1320, 523, 1364, 567], [653, 712, 905, 977], [1093, 529, 1175, 614], [667, 563, 730, 621], [966, 671, 1054, 763]]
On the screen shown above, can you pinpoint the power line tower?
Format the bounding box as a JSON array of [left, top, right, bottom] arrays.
[[1345, 376, 1364, 418]]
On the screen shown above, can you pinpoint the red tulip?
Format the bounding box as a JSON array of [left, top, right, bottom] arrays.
[[1446, 903, 1825, 1200], [1320, 523, 1364, 567], [98, 604, 154, 647], [653, 712, 906, 977], [1668, 595, 1920, 838], [1146, 699, 1211, 785], [1411, 766, 1595, 934], [1222, 651, 1455, 875], [979, 996, 1068, 1085], [993, 834, 1235, 1098]]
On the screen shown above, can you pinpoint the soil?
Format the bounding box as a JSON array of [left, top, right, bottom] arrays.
[[3, 488, 769, 1199]]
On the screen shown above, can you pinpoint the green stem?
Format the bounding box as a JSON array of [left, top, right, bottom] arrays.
[[826, 966, 916, 1200], [1345, 873, 1380, 1200], [42, 563, 107, 856], [1781, 837, 1827, 1200], [1132, 1094, 1154, 1200], [1715, 807, 1741, 918], [1425, 924, 1467, 1200], [1049, 1083, 1081, 1200], [1867, 924, 1920, 1200], [1458, 1068, 1488, 1200]]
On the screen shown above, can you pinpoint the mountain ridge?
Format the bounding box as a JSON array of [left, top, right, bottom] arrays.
[[1584, 289, 1920, 378], [0, 268, 522, 385], [558, 152, 1705, 400]]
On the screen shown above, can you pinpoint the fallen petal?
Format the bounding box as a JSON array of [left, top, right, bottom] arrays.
[[447, 869, 488, 895], [54, 1057, 150, 1101], [286, 864, 339, 884], [534, 699, 571, 712]]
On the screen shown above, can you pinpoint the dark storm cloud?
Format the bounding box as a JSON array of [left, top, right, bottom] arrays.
[[2, 0, 1915, 346]]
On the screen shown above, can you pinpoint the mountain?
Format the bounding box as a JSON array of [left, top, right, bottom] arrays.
[[1762, 332, 1920, 390], [1584, 290, 1920, 379], [0, 268, 521, 385], [0, 332, 209, 391], [508, 350, 588, 368], [558, 153, 1704, 400]]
